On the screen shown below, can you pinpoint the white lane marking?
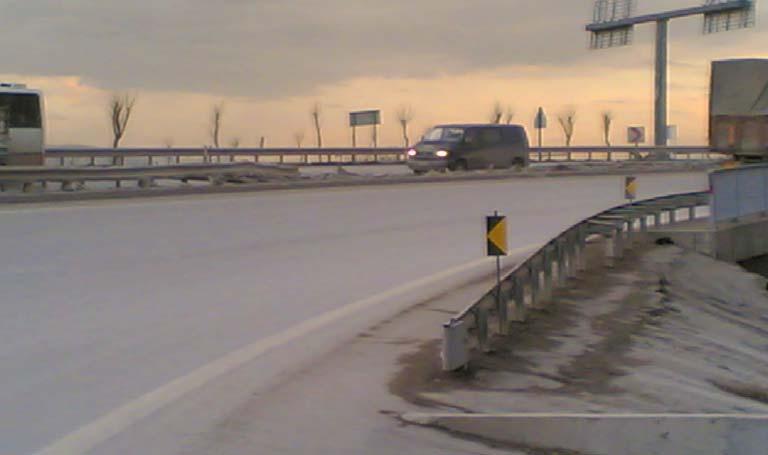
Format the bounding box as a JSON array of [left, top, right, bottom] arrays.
[[403, 412, 768, 420], [34, 245, 538, 455]]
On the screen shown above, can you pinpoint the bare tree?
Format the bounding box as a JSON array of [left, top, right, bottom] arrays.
[[396, 106, 414, 147], [558, 110, 577, 147], [601, 111, 613, 147], [109, 93, 136, 149], [310, 103, 322, 148], [210, 103, 224, 148], [504, 107, 515, 124], [489, 102, 503, 124], [294, 131, 305, 148]]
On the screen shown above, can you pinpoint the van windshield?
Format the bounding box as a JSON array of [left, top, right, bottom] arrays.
[[423, 127, 465, 143]]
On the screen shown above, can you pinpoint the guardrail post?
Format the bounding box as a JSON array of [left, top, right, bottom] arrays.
[[138, 177, 153, 189], [540, 249, 553, 305], [497, 282, 509, 336], [442, 319, 469, 371], [556, 241, 568, 287], [605, 227, 624, 266], [511, 275, 526, 322], [22, 182, 32, 193], [209, 176, 223, 186], [476, 307, 490, 352], [625, 219, 635, 246], [529, 263, 540, 308], [688, 206, 696, 220], [653, 211, 662, 227], [148, 155, 154, 166]]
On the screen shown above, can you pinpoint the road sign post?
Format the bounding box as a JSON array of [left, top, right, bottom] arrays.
[[534, 107, 548, 161], [349, 110, 381, 148], [627, 126, 645, 159], [625, 176, 637, 201], [487, 211, 508, 333]]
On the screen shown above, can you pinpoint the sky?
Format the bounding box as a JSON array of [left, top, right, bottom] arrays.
[[1, 0, 767, 148]]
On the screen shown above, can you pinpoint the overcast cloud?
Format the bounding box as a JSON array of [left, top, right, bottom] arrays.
[[3, 0, 744, 98]]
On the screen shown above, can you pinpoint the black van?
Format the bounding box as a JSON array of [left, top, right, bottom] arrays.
[[406, 124, 530, 174]]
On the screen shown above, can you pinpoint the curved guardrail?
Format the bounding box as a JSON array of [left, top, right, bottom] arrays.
[[0, 162, 297, 192], [442, 190, 711, 371]]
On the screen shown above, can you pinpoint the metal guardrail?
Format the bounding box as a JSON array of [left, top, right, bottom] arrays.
[[0, 162, 297, 192], [441, 190, 711, 371], [43, 146, 720, 167]]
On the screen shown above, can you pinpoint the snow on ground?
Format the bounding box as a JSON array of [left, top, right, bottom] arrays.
[[398, 245, 768, 419], [0, 173, 707, 454]]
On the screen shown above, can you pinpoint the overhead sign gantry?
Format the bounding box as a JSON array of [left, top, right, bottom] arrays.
[[586, 0, 756, 146]]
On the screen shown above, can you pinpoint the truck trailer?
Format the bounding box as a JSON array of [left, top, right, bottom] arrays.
[[710, 59, 768, 161]]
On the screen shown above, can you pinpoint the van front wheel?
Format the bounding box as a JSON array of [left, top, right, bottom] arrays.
[[449, 159, 468, 172]]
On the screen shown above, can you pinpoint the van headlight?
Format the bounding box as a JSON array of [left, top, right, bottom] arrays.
[[436, 150, 449, 158], [407, 149, 417, 157]]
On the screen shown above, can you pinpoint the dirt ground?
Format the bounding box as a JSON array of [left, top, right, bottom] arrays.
[[390, 245, 768, 417]]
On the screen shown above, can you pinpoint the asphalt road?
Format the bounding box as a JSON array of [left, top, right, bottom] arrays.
[[0, 172, 708, 454]]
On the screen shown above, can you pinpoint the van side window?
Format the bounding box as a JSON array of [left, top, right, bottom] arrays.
[[503, 127, 524, 144], [479, 128, 502, 146]]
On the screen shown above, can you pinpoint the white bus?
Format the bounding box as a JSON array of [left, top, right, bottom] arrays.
[[0, 83, 45, 165]]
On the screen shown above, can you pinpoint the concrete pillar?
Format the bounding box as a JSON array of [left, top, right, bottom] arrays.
[[688, 206, 696, 221], [654, 211, 662, 227], [669, 209, 677, 224]]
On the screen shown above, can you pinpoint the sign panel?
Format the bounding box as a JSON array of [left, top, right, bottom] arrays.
[[625, 176, 637, 200], [486, 215, 508, 256], [349, 110, 381, 127], [534, 107, 547, 129], [627, 126, 645, 144]]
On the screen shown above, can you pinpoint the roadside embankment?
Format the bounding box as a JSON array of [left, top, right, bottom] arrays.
[[395, 245, 768, 454]]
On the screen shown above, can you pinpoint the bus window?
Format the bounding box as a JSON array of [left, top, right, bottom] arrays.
[[0, 94, 41, 128]]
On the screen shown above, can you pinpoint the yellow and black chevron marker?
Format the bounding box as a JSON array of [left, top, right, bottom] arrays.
[[625, 176, 637, 201], [486, 214, 508, 256]]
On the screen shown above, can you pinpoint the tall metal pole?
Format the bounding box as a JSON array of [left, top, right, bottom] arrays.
[[654, 19, 668, 147]]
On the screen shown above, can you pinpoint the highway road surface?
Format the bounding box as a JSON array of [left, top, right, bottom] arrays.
[[0, 172, 708, 454]]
